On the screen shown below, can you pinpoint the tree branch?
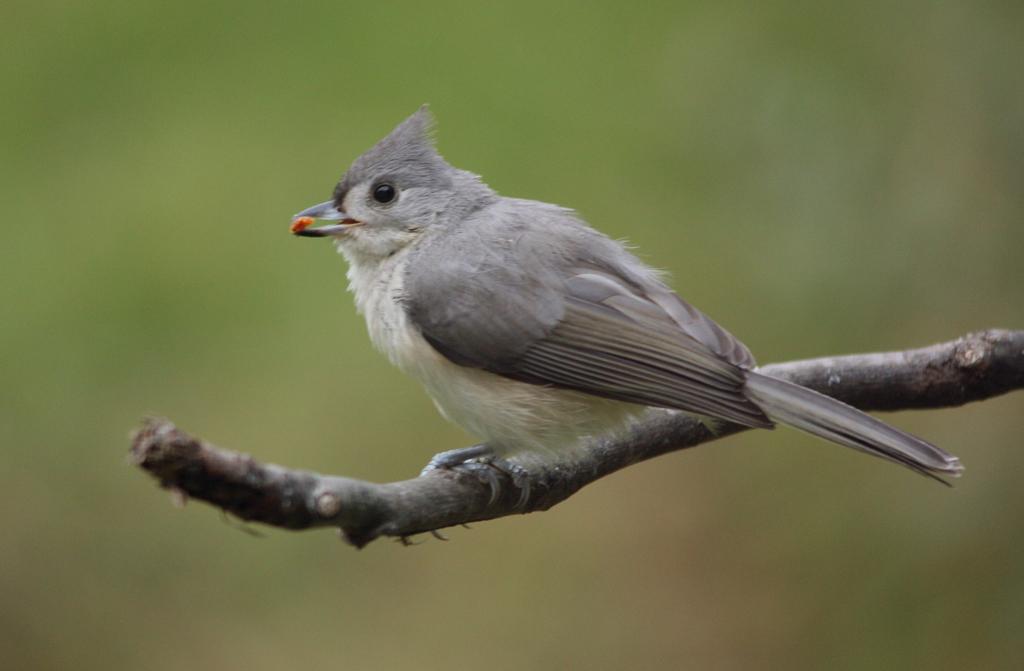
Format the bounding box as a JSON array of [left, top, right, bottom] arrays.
[[130, 329, 1024, 547]]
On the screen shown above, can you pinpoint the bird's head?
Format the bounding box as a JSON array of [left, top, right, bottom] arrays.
[[291, 106, 493, 261]]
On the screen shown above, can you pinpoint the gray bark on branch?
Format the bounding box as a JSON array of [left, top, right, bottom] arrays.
[[130, 329, 1024, 548]]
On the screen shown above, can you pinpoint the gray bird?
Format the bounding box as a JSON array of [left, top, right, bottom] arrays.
[[291, 107, 962, 495]]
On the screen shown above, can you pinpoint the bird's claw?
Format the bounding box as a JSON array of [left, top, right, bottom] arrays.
[[421, 444, 493, 474], [421, 445, 532, 509]]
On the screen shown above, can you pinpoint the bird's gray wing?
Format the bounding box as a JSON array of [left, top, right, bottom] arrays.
[[523, 265, 770, 427], [403, 204, 770, 428]]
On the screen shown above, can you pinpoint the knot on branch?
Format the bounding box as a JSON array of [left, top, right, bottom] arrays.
[[945, 329, 1024, 402]]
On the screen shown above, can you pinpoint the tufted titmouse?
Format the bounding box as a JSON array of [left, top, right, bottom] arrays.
[[290, 107, 962, 490]]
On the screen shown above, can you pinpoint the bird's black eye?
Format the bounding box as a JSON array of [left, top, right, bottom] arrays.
[[372, 183, 397, 204]]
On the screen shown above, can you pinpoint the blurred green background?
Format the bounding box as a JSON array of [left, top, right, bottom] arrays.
[[3, 1, 1022, 669]]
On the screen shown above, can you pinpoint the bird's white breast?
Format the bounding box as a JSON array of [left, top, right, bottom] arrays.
[[338, 242, 639, 460]]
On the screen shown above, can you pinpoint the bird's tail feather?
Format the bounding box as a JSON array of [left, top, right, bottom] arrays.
[[744, 371, 963, 483]]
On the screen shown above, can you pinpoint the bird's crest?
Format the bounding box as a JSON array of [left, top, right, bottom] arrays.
[[334, 106, 447, 203]]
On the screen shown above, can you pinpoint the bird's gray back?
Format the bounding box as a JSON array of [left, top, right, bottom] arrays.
[[404, 197, 755, 369], [402, 197, 770, 426], [402, 198, 579, 370]]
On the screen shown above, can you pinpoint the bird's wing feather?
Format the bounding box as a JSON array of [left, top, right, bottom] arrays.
[[404, 200, 771, 428]]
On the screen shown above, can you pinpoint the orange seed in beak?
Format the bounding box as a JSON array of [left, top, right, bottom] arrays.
[[290, 216, 315, 233]]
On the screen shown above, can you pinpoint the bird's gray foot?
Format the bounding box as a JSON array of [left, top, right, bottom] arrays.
[[421, 444, 493, 473], [421, 445, 532, 508]]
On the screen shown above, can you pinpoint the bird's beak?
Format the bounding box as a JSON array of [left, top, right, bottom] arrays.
[[290, 200, 362, 237]]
